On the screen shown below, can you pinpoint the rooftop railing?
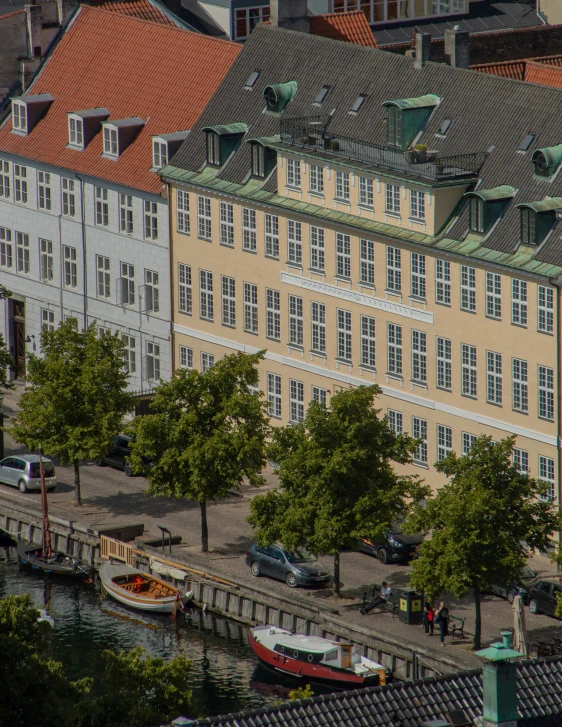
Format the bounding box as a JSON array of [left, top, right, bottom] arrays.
[[279, 116, 487, 182]]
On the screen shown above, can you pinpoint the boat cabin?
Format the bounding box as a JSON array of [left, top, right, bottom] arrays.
[[273, 633, 356, 669]]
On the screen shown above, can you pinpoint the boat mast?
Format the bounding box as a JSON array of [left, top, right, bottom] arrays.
[[39, 445, 51, 557]]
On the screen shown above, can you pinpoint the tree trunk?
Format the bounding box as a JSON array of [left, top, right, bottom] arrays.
[[473, 585, 481, 651], [200, 500, 209, 553], [74, 460, 82, 506], [333, 552, 341, 597]]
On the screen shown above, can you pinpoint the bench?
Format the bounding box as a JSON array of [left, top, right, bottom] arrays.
[[361, 587, 399, 618], [448, 614, 465, 640]]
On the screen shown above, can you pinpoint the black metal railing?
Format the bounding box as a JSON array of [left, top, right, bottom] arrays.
[[279, 116, 487, 182]]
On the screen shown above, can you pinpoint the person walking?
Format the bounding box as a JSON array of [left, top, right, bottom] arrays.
[[423, 602, 434, 635], [360, 582, 392, 615], [435, 602, 449, 646]]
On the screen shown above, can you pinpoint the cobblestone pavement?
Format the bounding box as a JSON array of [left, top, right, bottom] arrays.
[[2, 380, 562, 659]]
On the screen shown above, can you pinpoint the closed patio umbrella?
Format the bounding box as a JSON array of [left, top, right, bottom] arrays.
[[512, 594, 528, 656]]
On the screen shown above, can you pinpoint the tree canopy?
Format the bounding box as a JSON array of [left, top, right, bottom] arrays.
[[406, 435, 561, 649], [11, 321, 135, 504], [129, 351, 269, 551], [248, 385, 426, 593]]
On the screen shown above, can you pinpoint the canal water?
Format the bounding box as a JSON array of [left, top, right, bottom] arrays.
[[0, 542, 296, 719]]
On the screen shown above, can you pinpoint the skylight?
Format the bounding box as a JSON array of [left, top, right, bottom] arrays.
[[313, 86, 329, 105], [350, 95, 366, 113], [437, 118, 452, 136], [244, 71, 260, 89], [518, 133, 535, 152]]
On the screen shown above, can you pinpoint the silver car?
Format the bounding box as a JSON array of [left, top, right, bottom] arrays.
[[0, 455, 57, 493]]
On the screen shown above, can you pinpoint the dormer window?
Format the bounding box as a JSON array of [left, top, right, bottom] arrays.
[[469, 197, 484, 233], [153, 140, 168, 169], [250, 142, 276, 178], [104, 126, 118, 157], [12, 102, 27, 133], [520, 208, 536, 245], [516, 198, 562, 246], [68, 116, 84, 148], [383, 94, 440, 151], [67, 108, 109, 150], [466, 186, 516, 235], [203, 124, 247, 167], [101, 117, 144, 159], [151, 132, 188, 171], [206, 132, 221, 165], [386, 106, 402, 149], [11, 94, 53, 136]]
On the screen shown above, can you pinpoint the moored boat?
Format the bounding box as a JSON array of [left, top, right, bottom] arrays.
[[17, 540, 94, 580], [249, 625, 391, 686], [99, 561, 187, 614]]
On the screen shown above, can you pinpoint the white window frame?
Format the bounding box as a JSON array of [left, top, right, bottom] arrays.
[[96, 254, 110, 297], [411, 252, 426, 298], [289, 294, 303, 347], [512, 279, 527, 327], [177, 190, 190, 234], [387, 410, 403, 434], [220, 202, 234, 247], [144, 201, 158, 241], [387, 322, 402, 375], [197, 196, 212, 240], [539, 456, 555, 501], [0, 160, 10, 199], [437, 424, 452, 461], [336, 233, 351, 278], [287, 219, 302, 265], [437, 337, 452, 390], [413, 416, 428, 465], [487, 351, 502, 405], [387, 246, 401, 291], [412, 330, 427, 383], [311, 301, 326, 353], [222, 276, 236, 327], [289, 379, 304, 423], [144, 270, 159, 313], [538, 365, 554, 421], [361, 315, 375, 368], [12, 102, 27, 133], [335, 171, 350, 201], [201, 352, 215, 373], [310, 226, 325, 271], [265, 214, 279, 259], [462, 432, 478, 455], [95, 187, 109, 227], [266, 288, 280, 341], [37, 171, 52, 211], [40, 238, 54, 282], [103, 125, 118, 157], [0, 228, 13, 269], [436, 259, 451, 305], [200, 270, 214, 321], [122, 334, 136, 374], [385, 184, 400, 214], [512, 358, 528, 413], [16, 232, 29, 274], [268, 373, 282, 418], [145, 342, 160, 381], [14, 164, 27, 204], [461, 343, 477, 398], [359, 177, 373, 207], [178, 263, 192, 314], [360, 239, 374, 285], [312, 386, 327, 406], [538, 285, 554, 333], [179, 345, 193, 369], [41, 308, 55, 332], [61, 178, 76, 218], [337, 309, 352, 361], [68, 115, 83, 148], [242, 208, 257, 253], [410, 189, 425, 221], [63, 245, 78, 288], [309, 164, 324, 194], [286, 158, 301, 188], [119, 194, 134, 234], [513, 447, 529, 474], [244, 282, 258, 334], [461, 265, 476, 312], [152, 139, 168, 169], [486, 272, 501, 320]]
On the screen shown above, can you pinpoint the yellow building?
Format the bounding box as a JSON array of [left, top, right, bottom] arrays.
[[161, 24, 562, 497]]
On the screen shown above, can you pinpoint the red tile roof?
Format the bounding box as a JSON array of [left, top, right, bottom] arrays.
[[524, 60, 562, 89], [310, 11, 377, 48], [0, 5, 240, 194], [93, 0, 177, 26], [0, 9, 25, 20], [471, 54, 562, 81]]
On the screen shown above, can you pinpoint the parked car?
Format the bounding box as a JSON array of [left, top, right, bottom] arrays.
[[246, 544, 329, 588], [528, 580, 562, 617], [356, 528, 424, 564], [489, 565, 537, 604], [95, 435, 136, 476], [0, 454, 56, 493]]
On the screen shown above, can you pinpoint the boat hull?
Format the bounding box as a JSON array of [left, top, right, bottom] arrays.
[[17, 540, 93, 580], [99, 562, 179, 614]]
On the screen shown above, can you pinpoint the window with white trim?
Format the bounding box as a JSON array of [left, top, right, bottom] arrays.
[[96, 254, 110, 297], [222, 276, 236, 327], [119, 194, 134, 234], [461, 343, 477, 398], [63, 246, 77, 288], [234, 6, 270, 40], [386, 183, 400, 213], [335, 171, 350, 201], [361, 315, 375, 368], [68, 116, 83, 147], [200, 270, 214, 320], [37, 171, 51, 211], [310, 226, 325, 271], [289, 379, 304, 423], [201, 352, 215, 373], [152, 140, 167, 169], [461, 265, 476, 312], [359, 177, 373, 207], [179, 345, 193, 369], [413, 417, 428, 465], [268, 373, 281, 417], [312, 386, 327, 406], [265, 214, 279, 258], [288, 219, 302, 265], [177, 190, 190, 234], [95, 187, 109, 226], [462, 432, 477, 455], [61, 178, 75, 218], [411, 252, 426, 298], [122, 334, 136, 373], [387, 246, 401, 291], [197, 196, 212, 240], [412, 330, 427, 383], [220, 202, 234, 247], [242, 208, 257, 252], [119, 262, 134, 304], [387, 410, 403, 434], [360, 239, 374, 285], [539, 456, 555, 501], [336, 233, 351, 278], [538, 365, 554, 420], [287, 159, 301, 188], [436, 259, 451, 305], [309, 164, 324, 194], [513, 447, 529, 473], [512, 358, 528, 413], [311, 301, 326, 353], [486, 272, 501, 319], [410, 190, 425, 220], [437, 337, 451, 390], [487, 351, 502, 404], [14, 164, 27, 204], [103, 126, 118, 156], [266, 288, 280, 341], [41, 309, 55, 332], [337, 309, 352, 361], [16, 232, 29, 274], [145, 270, 159, 313], [145, 342, 160, 380], [178, 263, 192, 314], [40, 238, 54, 282], [144, 201, 158, 240], [0, 228, 12, 269], [289, 295, 303, 346], [511, 279, 527, 326], [0, 160, 10, 198], [437, 424, 452, 461], [538, 285, 554, 333], [244, 282, 258, 333], [387, 322, 402, 375], [12, 102, 27, 133]]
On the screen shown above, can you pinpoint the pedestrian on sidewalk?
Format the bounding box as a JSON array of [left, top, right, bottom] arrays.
[[423, 601, 434, 635], [360, 582, 392, 615], [435, 601, 449, 646]]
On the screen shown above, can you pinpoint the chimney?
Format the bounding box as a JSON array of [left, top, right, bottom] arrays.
[[270, 0, 310, 33], [413, 32, 431, 70], [475, 631, 522, 727], [444, 25, 470, 68]]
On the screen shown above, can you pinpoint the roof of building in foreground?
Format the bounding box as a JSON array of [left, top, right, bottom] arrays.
[[309, 10, 377, 48], [164, 24, 562, 279], [0, 5, 240, 194], [191, 654, 562, 727]]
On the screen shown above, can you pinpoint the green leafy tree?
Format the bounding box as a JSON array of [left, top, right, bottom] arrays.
[[248, 385, 425, 595], [11, 321, 135, 504], [406, 435, 561, 650], [288, 684, 314, 700], [129, 351, 269, 552]]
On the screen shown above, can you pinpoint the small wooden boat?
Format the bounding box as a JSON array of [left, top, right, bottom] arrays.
[[249, 625, 391, 686], [99, 561, 186, 614], [17, 540, 94, 580]]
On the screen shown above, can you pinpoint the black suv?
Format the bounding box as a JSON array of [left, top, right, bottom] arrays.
[[490, 565, 537, 604], [95, 435, 135, 476], [527, 580, 562, 617], [357, 529, 424, 564]]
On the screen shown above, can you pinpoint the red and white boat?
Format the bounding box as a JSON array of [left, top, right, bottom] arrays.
[[249, 625, 391, 686]]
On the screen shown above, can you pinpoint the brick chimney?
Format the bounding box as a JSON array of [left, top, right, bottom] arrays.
[[270, 0, 310, 33], [413, 31, 431, 70], [444, 25, 470, 68]]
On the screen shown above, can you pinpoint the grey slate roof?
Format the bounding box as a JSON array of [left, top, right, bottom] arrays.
[[169, 23, 562, 277], [192, 655, 562, 727]]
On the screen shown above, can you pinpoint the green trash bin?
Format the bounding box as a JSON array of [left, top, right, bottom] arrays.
[[399, 589, 423, 625]]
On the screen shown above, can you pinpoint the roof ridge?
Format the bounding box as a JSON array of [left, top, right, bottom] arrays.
[[0, 8, 26, 19]]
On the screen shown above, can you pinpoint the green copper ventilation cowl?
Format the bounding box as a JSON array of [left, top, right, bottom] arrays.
[[264, 81, 298, 113], [532, 143, 562, 176], [475, 631, 523, 727]]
